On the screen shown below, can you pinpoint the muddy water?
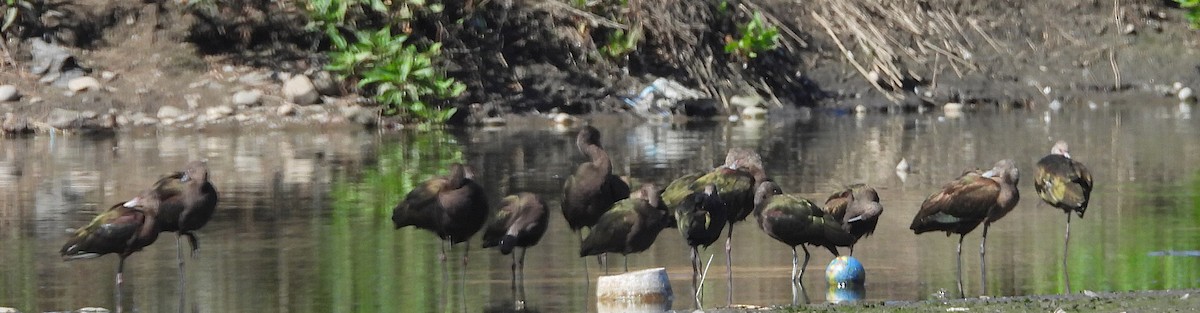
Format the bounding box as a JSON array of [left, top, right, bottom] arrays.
[[1, 103, 1199, 313]]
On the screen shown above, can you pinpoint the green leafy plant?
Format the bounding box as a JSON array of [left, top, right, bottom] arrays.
[[724, 12, 779, 59], [1179, 0, 1200, 29], [326, 27, 464, 123], [601, 26, 641, 59]]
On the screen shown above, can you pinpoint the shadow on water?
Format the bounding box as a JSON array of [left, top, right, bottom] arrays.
[[1, 103, 1199, 312]]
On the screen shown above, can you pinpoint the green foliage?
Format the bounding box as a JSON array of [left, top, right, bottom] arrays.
[[724, 12, 779, 59], [326, 27, 464, 123], [303, 0, 463, 124], [601, 26, 641, 59], [2, 0, 31, 33], [1179, 0, 1200, 29]]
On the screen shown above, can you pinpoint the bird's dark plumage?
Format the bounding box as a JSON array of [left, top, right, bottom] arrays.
[[562, 125, 630, 231], [61, 202, 160, 261], [482, 192, 549, 255], [125, 161, 219, 253], [755, 181, 856, 255], [580, 184, 674, 257], [674, 184, 728, 248], [392, 163, 490, 244], [1035, 141, 1093, 217], [824, 183, 883, 242]]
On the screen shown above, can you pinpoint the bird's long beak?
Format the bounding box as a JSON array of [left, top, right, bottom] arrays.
[[123, 197, 140, 208]]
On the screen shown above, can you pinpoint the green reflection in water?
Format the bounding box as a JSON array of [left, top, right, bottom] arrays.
[[0, 236, 36, 311], [1037, 172, 1200, 295], [321, 130, 464, 313]]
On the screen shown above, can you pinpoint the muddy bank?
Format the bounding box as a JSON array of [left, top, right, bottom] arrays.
[[746, 289, 1198, 313], [0, 0, 1198, 134]]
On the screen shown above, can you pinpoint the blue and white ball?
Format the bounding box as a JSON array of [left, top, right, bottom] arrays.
[[825, 255, 866, 286]]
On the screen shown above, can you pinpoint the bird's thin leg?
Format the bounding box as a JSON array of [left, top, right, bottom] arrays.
[[510, 251, 518, 295], [690, 246, 701, 300], [790, 246, 799, 283], [517, 247, 528, 310], [184, 232, 200, 257], [800, 245, 811, 283], [981, 223, 990, 296], [725, 225, 734, 306], [1064, 213, 1073, 294], [462, 241, 470, 267], [176, 234, 186, 313], [601, 253, 609, 275], [440, 239, 449, 263], [957, 234, 965, 299], [577, 231, 590, 279], [116, 256, 126, 313], [849, 245, 856, 256], [624, 254, 629, 273]]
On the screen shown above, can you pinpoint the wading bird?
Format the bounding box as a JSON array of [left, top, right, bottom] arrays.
[[672, 184, 727, 307], [123, 161, 219, 286], [1034, 141, 1092, 293], [562, 125, 630, 271], [392, 163, 490, 264], [662, 147, 766, 305], [61, 201, 161, 309], [482, 192, 549, 304], [754, 181, 856, 289], [823, 183, 883, 255], [580, 183, 675, 272], [910, 159, 1019, 298]]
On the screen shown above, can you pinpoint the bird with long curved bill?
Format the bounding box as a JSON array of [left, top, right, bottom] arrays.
[[823, 183, 884, 255]]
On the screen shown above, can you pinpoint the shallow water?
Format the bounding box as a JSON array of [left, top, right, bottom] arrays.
[[1, 102, 1199, 312]]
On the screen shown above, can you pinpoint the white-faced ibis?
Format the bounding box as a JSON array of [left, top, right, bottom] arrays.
[[392, 163, 490, 264], [562, 125, 630, 271], [120, 160, 218, 302], [823, 183, 883, 255], [61, 201, 161, 308], [672, 184, 727, 306], [580, 183, 675, 272], [910, 159, 1019, 298], [754, 181, 856, 290], [662, 147, 766, 305], [481, 192, 548, 306], [1034, 141, 1093, 293]]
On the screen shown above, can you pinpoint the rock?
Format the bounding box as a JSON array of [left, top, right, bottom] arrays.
[[238, 71, 272, 86], [2, 113, 33, 134], [77, 307, 110, 313], [68, 77, 102, 92], [0, 85, 18, 102], [595, 268, 672, 313], [854, 104, 868, 114], [943, 102, 964, 118], [1048, 99, 1063, 111], [277, 103, 297, 116], [232, 90, 263, 107], [552, 112, 576, 126], [157, 105, 185, 120], [206, 105, 235, 120], [1179, 87, 1195, 103], [310, 70, 340, 96], [730, 94, 763, 108], [340, 105, 377, 126], [0, 306, 17, 312], [740, 105, 768, 120], [29, 38, 88, 87], [48, 108, 84, 129], [282, 75, 319, 105], [482, 116, 506, 127], [100, 71, 118, 81]]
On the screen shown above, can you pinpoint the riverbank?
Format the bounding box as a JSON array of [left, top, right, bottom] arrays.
[[760, 289, 1198, 313], [1, 0, 1198, 135]]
